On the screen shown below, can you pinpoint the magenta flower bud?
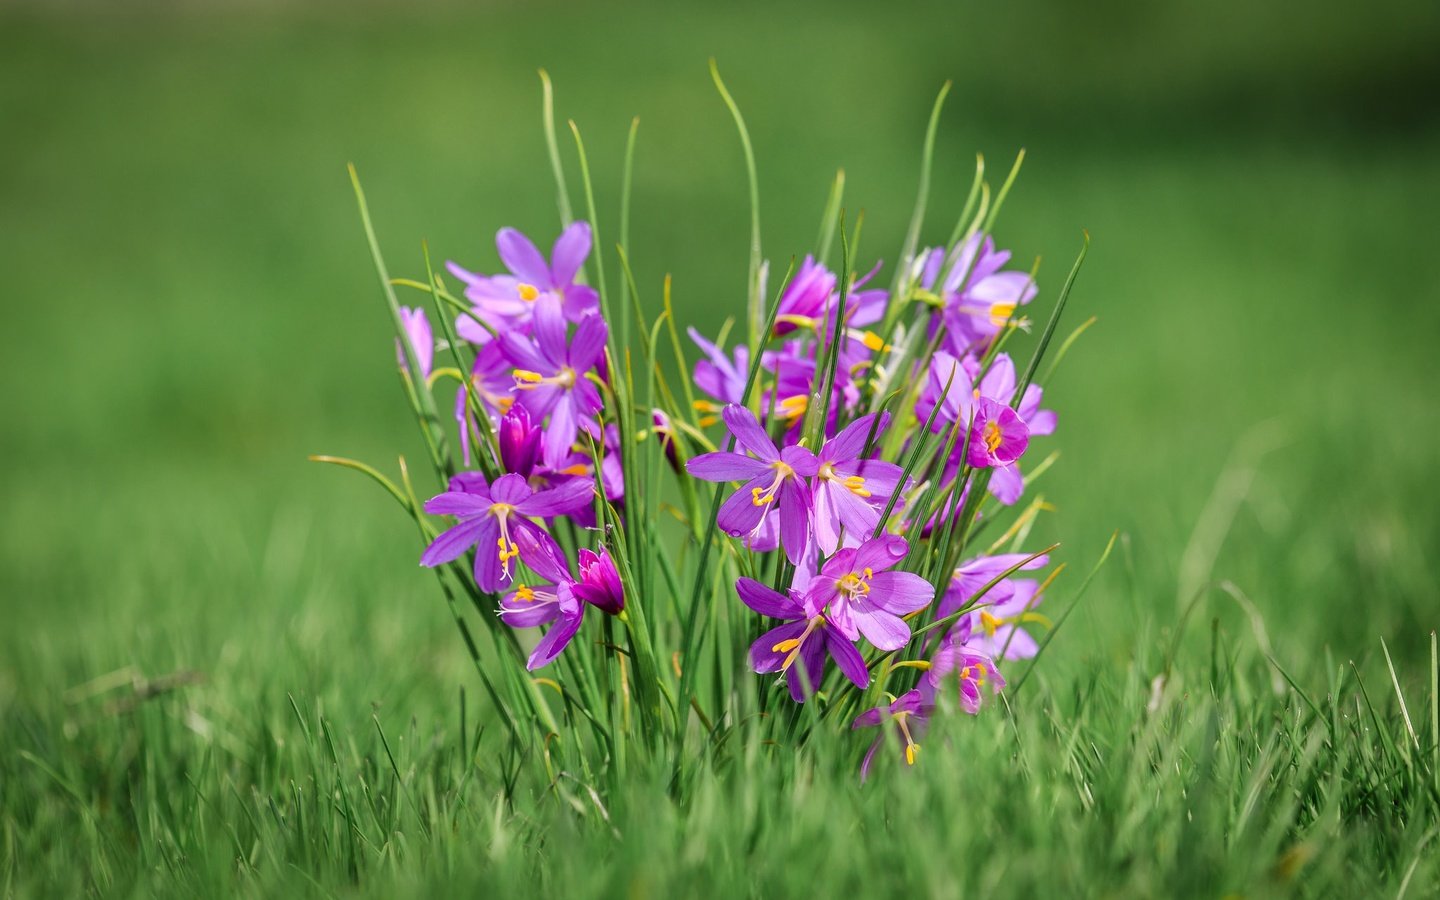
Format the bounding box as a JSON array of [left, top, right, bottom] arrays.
[[573, 547, 624, 615], [498, 405, 542, 478]]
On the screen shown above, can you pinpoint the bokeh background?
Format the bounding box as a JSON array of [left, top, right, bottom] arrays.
[[3, 0, 1438, 720]]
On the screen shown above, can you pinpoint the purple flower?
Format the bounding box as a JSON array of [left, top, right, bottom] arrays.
[[501, 300, 607, 468], [773, 256, 887, 337], [852, 690, 930, 780], [572, 546, 624, 615], [923, 635, 1005, 715], [812, 412, 906, 554], [419, 472, 593, 592], [803, 534, 933, 651], [965, 578, 1047, 660], [651, 409, 680, 471], [736, 577, 869, 702], [397, 306, 434, 379], [913, 235, 1037, 354], [497, 405, 542, 478], [919, 351, 1030, 470], [500, 581, 585, 670], [446, 222, 600, 338], [685, 404, 818, 563], [938, 550, 1050, 619], [688, 327, 749, 426]]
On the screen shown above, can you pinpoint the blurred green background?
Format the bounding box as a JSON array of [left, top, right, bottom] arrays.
[[2, 0, 1438, 716]]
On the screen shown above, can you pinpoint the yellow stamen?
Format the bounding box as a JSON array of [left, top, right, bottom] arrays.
[[558, 464, 590, 476], [517, 283, 540, 302], [777, 394, 808, 421], [514, 369, 543, 384], [838, 571, 871, 597], [750, 460, 795, 507], [988, 301, 1016, 327], [860, 330, 889, 352], [983, 420, 1003, 453], [980, 609, 1002, 637], [514, 584, 536, 602]]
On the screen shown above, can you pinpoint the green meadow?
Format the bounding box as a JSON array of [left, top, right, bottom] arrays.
[[2, 2, 1438, 896]]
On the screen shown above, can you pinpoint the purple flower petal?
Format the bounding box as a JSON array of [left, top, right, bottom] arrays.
[[512, 521, 571, 584], [517, 477, 594, 518], [543, 397, 578, 468], [550, 221, 592, 286], [720, 404, 778, 461], [419, 517, 487, 567], [866, 571, 934, 614], [778, 477, 812, 565], [686, 452, 770, 482], [423, 491, 491, 518], [489, 474, 533, 506], [735, 577, 802, 619], [472, 518, 506, 592], [568, 312, 609, 374], [827, 630, 870, 689], [527, 603, 584, 670], [853, 608, 910, 652], [716, 476, 768, 540], [823, 412, 887, 462], [496, 227, 552, 288]]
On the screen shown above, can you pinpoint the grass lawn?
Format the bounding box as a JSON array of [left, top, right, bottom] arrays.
[[2, 2, 1438, 896]]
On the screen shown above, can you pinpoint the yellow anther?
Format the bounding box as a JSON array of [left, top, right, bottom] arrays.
[[988, 301, 1016, 327], [843, 475, 872, 498], [517, 283, 540, 302], [751, 486, 776, 507], [980, 609, 1002, 636], [699, 415, 719, 428], [838, 572, 871, 596], [860, 331, 889, 352], [771, 638, 801, 654], [514, 585, 536, 602], [983, 420, 1003, 453], [693, 399, 719, 412], [778, 395, 808, 421], [513, 369, 543, 384], [558, 464, 590, 476], [904, 743, 919, 766]]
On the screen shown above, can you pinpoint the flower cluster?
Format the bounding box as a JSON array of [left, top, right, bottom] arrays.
[[329, 78, 1082, 783]]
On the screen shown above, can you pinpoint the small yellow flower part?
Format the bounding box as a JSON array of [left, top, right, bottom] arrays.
[[517, 283, 540, 302]]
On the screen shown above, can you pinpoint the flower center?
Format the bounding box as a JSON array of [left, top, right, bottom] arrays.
[[513, 366, 577, 391], [982, 420, 1003, 453], [817, 462, 871, 498], [750, 460, 795, 507], [517, 283, 540, 302], [490, 503, 520, 576], [837, 568, 873, 600], [770, 615, 825, 673]]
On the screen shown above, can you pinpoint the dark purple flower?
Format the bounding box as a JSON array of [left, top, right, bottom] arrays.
[[736, 577, 869, 703], [419, 472, 593, 592], [497, 405, 542, 478], [912, 235, 1037, 355], [501, 300, 607, 468], [685, 404, 818, 564], [572, 546, 624, 615], [446, 221, 600, 338], [852, 690, 930, 780], [803, 534, 933, 651], [812, 412, 906, 554]]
